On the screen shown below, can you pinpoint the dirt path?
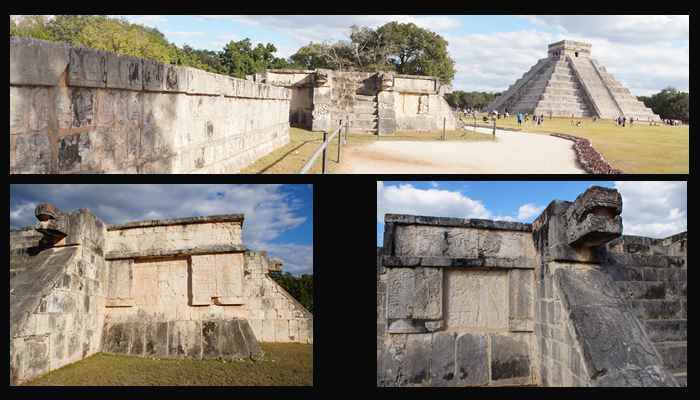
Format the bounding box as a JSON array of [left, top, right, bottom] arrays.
[[335, 128, 584, 174]]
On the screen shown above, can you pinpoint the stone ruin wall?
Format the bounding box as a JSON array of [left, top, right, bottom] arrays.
[[259, 69, 456, 135], [10, 205, 312, 385], [378, 216, 538, 387], [10, 37, 292, 174], [378, 187, 686, 387]]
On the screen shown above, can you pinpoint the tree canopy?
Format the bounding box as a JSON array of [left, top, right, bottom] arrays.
[[290, 22, 456, 84], [11, 16, 456, 84], [638, 87, 689, 123], [444, 90, 500, 110]]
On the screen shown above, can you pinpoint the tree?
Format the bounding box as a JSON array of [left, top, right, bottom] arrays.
[[639, 87, 689, 123], [376, 22, 455, 84], [9, 15, 53, 40], [290, 43, 331, 69], [443, 90, 499, 110], [219, 39, 291, 78]]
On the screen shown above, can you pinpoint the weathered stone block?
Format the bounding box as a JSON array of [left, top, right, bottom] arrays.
[[102, 323, 131, 353], [106, 53, 142, 91], [10, 37, 70, 86], [168, 320, 201, 358], [144, 321, 168, 357], [14, 132, 51, 174], [68, 47, 107, 88], [444, 269, 507, 329], [430, 331, 456, 386], [202, 320, 220, 357], [142, 59, 165, 91], [490, 334, 532, 384], [386, 267, 442, 322], [509, 269, 534, 331], [455, 333, 489, 386]]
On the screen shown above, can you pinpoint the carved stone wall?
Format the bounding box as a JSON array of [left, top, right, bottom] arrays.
[[378, 186, 685, 387], [10, 204, 312, 385], [10, 37, 291, 174]]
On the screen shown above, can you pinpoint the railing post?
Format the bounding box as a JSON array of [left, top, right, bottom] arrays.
[[321, 131, 327, 174], [337, 120, 342, 163], [492, 118, 496, 136], [345, 114, 349, 144], [443, 117, 446, 140]]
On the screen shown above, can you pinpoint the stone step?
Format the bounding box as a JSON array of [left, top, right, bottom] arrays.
[[352, 103, 378, 113], [644, 319, 686, 342], [616, 281, 666, 299], [354, 94, 376, 102], [628, 299, 682, 320], [673, 370, 687, 387], [654, 341, 687, 371]]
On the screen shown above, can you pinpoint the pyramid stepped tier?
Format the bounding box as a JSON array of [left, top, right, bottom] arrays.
[[487, 58, 550, 113], [486, 40, 661, 121], [567, 56, 623, 118], [593, 62, 661, 121]]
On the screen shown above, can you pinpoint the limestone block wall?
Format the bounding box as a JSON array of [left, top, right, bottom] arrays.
[[10, 37, 291, 174], [261, 69, 456, 134], [378, 215, 537, 387], [102, 216, 312, 350], [10, 209, 108, 385]]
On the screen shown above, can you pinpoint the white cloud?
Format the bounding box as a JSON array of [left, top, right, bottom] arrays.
[[10, 184, 312, 275], [165, 31, 205, 38], [9, 201, 36, 226], [377, 182, 540, 223], [526, 15, 689, 44], [517, 203, 544, 220], [377, 182, 491, 223], [444, 15, 688, 94], [615, 181, 687, 238]]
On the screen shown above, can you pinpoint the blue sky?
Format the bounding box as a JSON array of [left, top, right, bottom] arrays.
[[377, 181, 687, 245], [10, 184, 313, 275], [112, 15, 689, 95]]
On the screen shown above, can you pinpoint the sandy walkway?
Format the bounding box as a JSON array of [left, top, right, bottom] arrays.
[[335, 128, 584, 174]]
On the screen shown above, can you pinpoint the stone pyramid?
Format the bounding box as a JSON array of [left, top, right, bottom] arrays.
[[487, 40, 660, 121]]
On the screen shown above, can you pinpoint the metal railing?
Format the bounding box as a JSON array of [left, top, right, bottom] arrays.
[[299, 118, 348, 174]]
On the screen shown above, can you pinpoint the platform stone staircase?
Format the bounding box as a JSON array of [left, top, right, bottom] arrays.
[[348, 93, 379, 134], [607, 252, 687, 386]]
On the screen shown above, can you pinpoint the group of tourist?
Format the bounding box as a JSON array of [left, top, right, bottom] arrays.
[[615, 116, 634, 127], [516, 112, 544, 127]]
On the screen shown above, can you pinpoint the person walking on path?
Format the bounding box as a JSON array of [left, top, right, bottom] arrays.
[[517, 112, 523, 127]]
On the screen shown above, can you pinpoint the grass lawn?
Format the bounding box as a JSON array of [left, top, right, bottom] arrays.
[[23, 343, 312, 386], [242, 127, 495, 174], [472, 115, 688, 173]]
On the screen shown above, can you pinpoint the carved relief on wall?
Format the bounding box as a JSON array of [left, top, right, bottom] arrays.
[[418, 94, 429, 114]]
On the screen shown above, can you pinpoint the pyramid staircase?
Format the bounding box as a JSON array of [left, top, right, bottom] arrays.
[[607, 250, 687, 386], [490, 58, 596, 118]]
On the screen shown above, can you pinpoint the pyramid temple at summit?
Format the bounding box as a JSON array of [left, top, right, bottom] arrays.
[[487, 40, 660, 121]]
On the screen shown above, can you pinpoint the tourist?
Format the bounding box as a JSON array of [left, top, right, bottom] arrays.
[[517, 112, 523, 127], [576, 121, 582, 128], [540, 114, 544, 124], [622, 116, 626, 127], [630, 117, 634, 126]]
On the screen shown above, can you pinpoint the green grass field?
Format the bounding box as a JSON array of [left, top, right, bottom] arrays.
[[23, 343, 312, 386], [474, 115, 688, 173], [242, 127, 495, 174]]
